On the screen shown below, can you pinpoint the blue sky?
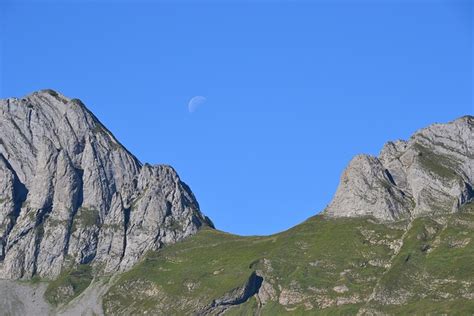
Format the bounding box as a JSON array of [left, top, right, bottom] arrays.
[[0, 0, 472, 235]]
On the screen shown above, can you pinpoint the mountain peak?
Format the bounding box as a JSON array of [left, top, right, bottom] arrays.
[[325, 116, 473, 221], [0, 90, 212, 279]]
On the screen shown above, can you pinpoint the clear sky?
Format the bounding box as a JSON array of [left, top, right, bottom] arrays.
[[0, 0, 472, 235]]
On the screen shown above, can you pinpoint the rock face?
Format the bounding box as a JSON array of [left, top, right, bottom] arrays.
[[0, 89, 213, 279], [199, 272, 264, 315], [325, 116, 473, 221]]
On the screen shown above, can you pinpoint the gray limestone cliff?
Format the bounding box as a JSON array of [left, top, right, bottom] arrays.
[[0, 89, 213, 279], [325, 115, 473, 221]]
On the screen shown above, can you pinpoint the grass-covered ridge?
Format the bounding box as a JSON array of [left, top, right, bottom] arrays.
[[103, 215, 405, 314], [103, 203, 474, 315]]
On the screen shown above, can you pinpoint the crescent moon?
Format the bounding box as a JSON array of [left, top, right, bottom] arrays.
[[188, 96, 206, 113]]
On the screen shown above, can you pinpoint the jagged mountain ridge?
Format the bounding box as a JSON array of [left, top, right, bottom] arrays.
[[325, 115, 473, 221], [0, 89, 212, 279]]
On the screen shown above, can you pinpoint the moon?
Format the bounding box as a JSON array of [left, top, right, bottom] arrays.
[[188, 96, 206, 113]]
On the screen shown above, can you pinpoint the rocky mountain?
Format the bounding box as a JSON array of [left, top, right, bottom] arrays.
[[0, 90, 472, 315], [326, 115, 473, 221], [0, 89, 213, 280]]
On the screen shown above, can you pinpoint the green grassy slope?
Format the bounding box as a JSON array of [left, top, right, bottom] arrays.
[[44, 264, 93, 306], [103, 215, 400, 314], [366, 202, 474, 314], [101, 203, 474, 315]]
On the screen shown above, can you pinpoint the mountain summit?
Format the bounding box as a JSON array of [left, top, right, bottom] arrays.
[[0, 89, 212, 279], [326, 116, 473, 221]]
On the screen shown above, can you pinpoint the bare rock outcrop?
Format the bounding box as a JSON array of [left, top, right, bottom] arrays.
[[326, 116, 473, 221], [0, 89, 213, 279]]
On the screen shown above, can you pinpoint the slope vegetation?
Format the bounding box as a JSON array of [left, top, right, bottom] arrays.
[[103, 202, 473, 314]]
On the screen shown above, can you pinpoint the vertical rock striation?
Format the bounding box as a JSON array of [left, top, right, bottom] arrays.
[[0, 89, 213, 279], [325, 116, 473, 221]]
